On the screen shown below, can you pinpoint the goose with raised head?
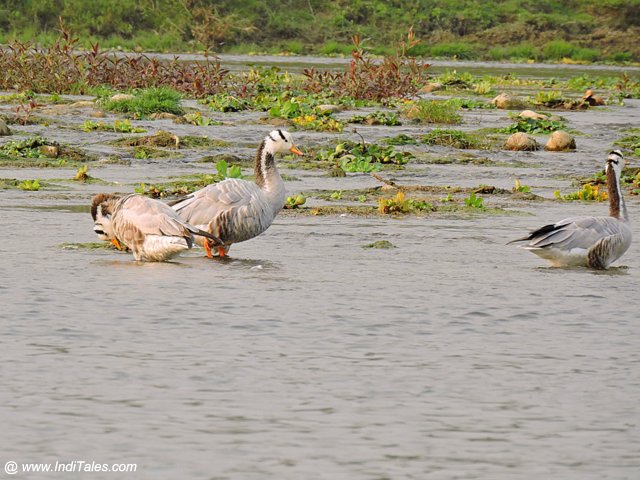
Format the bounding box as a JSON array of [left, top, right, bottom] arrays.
[[91, 193, 222, 262], [509, 150, 632, 269], [169, 129, 303, 258]]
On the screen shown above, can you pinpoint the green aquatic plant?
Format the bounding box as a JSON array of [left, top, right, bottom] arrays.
[[284, 194, 306, 209], [318, 140, 412, 174], [215, 159, 243, 180], [554, 184, 607, 201], [512, 179, 531, 193], [18, 179, 40, 191], [81, 119, 146, 133], [498, 116, 567, 135], [422, 128, 490, 149], [614, 128, 640, 157], [205, 93, 252, 112], [383, 134, 418, 145], [464, 192, 485, 209], [182, 112, 222, 126], [348, 111, 401, 126], [378, 191, 433, 214], [74, 165, 91, 182]]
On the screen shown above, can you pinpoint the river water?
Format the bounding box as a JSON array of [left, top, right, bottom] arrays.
[[1, 58, 639, 479]]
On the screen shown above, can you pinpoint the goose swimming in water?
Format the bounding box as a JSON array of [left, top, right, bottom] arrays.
[[169, 129, 303, 258], [91, 193, 222, 262], [509, 150, 632, 269]]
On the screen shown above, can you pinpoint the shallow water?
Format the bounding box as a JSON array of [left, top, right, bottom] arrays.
[[1, 61, 640, 479]]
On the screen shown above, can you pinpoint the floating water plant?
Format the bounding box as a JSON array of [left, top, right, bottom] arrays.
[[499, 116, 567, 134], [378, 191, 433, 214], [348, 111, 401, 126], [182, 112, 222, 126], [318, 140, 412, 174], [554, 184, 607, 201], [74, 165, 91, 182], [18, 179, 40, 191], [291, 114, 343, 132], [512, 179, 531, 193], [215, 159, 243, 180], [284, 195, 306, 209], [384, 134, 417, 145], [205, 93, 252, 112], [422, 129, 490, 149], [81, 119, 146, 133], [464, 192, 485, 209]]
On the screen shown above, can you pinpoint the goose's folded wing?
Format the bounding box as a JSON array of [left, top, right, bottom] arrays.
[[171, 180, 260, 225], [528, 216, 625, 250]]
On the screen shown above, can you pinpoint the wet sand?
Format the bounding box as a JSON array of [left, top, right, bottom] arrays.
[[1, 60, 639, 479]]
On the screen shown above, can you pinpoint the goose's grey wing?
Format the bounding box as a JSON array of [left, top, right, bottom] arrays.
[[515, 216, 627, 251], [172, 179, 263, 226]]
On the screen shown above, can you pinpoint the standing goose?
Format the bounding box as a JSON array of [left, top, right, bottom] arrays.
[[509, 150, 632, 269], [169, 129, 303, 258], [91, 193, 222, 262]]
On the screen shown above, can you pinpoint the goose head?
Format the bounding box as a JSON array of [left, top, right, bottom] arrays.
[[606, 149, 625, 176], [265, 129, 303, 156], [91, 193, 119, 241]]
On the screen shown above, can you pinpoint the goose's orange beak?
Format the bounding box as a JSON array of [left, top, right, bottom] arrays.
[[290, 145, 303, 156]]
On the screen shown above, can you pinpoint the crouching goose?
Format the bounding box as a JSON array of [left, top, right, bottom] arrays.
[[91, 193, 222, 262], [508, 150, 632, 269], [169, 129, 303, 258]]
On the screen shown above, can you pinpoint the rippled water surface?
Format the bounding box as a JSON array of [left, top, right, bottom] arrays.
[[1, 59, 639, 479]]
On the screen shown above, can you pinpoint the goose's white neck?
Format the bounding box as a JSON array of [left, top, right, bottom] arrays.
[[255, 141, 286, 210]]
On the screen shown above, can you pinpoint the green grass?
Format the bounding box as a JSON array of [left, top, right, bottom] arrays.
[[404, 100, 463, 124], [99, 87, 183, 118]]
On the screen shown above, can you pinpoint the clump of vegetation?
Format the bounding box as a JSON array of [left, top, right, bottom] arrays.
[[554, 184, 607, 201], [0, 20, 230, 96], [464, 192, 485, 209], [378, 191, 434, 214], [383, 134, 417, 145], [205, 93, 252, 112], [18, 179, 41, 191], [136, 159, 243, 198], [291, 114, 343, 132], [182, 112, 222, 126], [512, 179, 531, 193], [284, 194, 306, 209], [215, 159, 243, 179], [614, 128, 640, 157], [74, 165, 91, 182], [498, 116, 567, 134], [0, 136, 50, 158], [403, 100, 462, 124], [348, 111, 401, 126], [81, 119, 146, 133], [317, 140, 413, 173], [362, 240, 396, 249], [99, 87, 183, 118], [302, 32, 430, 101], [421, 128, 490, 149]]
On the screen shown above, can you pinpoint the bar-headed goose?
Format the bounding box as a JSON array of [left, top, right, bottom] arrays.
[[509, 150, 632, 269], [169, 129, 303, 257], [91, 193, 222, 262]]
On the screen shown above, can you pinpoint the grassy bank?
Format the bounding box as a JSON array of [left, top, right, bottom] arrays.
[[0, 0, 639, 63]]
